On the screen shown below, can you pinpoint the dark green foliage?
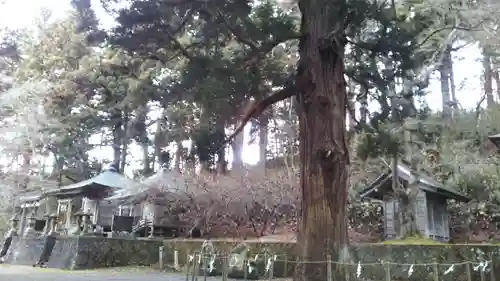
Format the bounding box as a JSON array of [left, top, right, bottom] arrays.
[[357, 130, 402, 160], [190, 125, 225, 165]]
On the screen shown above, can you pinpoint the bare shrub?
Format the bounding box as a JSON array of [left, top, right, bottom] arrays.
[[143, 168, 300, 239]]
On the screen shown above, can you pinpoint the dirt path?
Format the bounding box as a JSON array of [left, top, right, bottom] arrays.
[[0, 265, 292, 281], [0, 265, 191, 281]]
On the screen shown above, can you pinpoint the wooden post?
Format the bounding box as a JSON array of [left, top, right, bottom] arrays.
[[18, 206, 27, 235], [174, 250, 180, 271], [65, 200, 72, 230], [203, 253, 208, 281], [94, 200, 101, 225], [185, 253, 191, 281], [384, 260, 391, 281], [466, 262, 472, 281], [191, 253, 199, 281], [284, 254, 288, 277], [159, 246, 164, 269], [268, 256, 274, 281], [243, 257, 248, 281], [327, 254, 333, 281], [433, 259, 439, 281], [222, 255, 228, 281], [489, 253, 495, 281], [243, 256, 248, 281]]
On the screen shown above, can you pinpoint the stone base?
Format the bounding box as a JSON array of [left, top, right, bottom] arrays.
[[3, 235, 163, 270]]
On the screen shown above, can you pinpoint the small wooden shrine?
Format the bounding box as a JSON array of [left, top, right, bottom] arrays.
[[359, 162, 469, 242], [44, 163, 145, 232], [489, 133, 500, 148], [107, 169, 189, 237]]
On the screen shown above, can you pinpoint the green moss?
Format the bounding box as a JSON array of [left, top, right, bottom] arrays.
[[381, 237, 447, 245]]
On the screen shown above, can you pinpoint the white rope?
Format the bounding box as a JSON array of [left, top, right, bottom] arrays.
[[186, 252, 494, 266]]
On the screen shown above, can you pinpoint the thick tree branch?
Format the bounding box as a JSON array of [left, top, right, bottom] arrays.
[[220, 85, 296, 148], [415, 22, 484, 49]]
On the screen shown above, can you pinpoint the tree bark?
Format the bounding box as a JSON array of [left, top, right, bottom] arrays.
[[359, 85, 368, 126], [231, 123, 244, 172], [492, 57, 500, 100], [439, 47, 452, 119], [482, 49, 495, 108], [153, 107, 168, 170], [258, 113, 268, 173], [135, 103, 151, 175], [141, 141, 150, 174], [294, 1, 349, 280], [119, 110, 130, 173], [346, 78, 356, 132], [216, 116, 226, 175], [447, 48, 458, 110], [112, 113, 122, 169], [400, 128, 420, 237], [174, 140, 183, 172]]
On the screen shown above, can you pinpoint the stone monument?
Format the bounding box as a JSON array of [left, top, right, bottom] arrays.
[[197, 239, 218, 276], [0, 215, 19, 262], [23, 211, 37, 237]]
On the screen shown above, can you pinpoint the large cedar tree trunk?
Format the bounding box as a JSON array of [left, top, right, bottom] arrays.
[[216, 117, 227, 174], [231, 124, 244, 172], [112, 114, 123, 169], [174, 140, 183, 172], [439, 47, 452, 119], [119, 110, 130, 173], [258, 113, 268, 173], [483, 49, 495, 108], [295, 2, 349, 280], [399, 129, 420, 237]]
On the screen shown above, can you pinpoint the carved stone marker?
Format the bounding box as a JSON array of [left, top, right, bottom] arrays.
[[70, 211, 85, 235], [23, 214, 37, 237], [227, 243, 259, 280], [198, 239, 217, 276]]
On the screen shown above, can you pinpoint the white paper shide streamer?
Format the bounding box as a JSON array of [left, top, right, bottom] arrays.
[[444, 264, 455, 275], [356, 262, 362, 278], [474, 261, 489, 272], [408, 264, 414, 277]]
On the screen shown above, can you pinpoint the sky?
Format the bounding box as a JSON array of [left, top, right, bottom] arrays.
[[0, 0, 486, 175]]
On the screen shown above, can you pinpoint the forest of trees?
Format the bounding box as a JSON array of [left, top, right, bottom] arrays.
[[1, 0, 500, 280]]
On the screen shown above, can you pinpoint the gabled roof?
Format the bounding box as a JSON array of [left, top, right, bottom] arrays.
[[106, 169, 187, 203], [45, 170, 144, 198], [359, 162, 469, 202], [18, 190, 43, 203], [488, 133, 500, 148]]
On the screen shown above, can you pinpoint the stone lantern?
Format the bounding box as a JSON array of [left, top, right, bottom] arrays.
[[8, 215, 19, 235], [81, 212, 93, 234], [71, 211, 86, 235], [47, 213, 58, 236], [23, 213, 37, 237]]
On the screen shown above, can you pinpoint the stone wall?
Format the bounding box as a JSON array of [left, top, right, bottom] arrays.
[[4, 235, 163, 270], [72, 236, 162, 269], [159, 240, 500, 280], [4, 236, 500, 281]]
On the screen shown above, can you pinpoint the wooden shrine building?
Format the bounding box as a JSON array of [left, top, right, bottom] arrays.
[[359, 162, 470, 242]]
